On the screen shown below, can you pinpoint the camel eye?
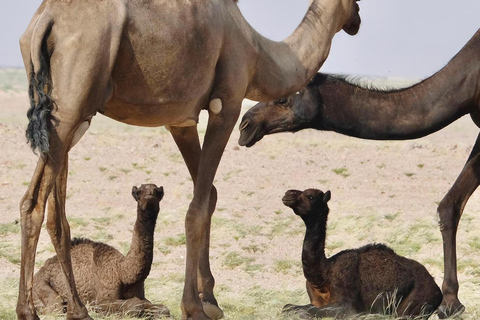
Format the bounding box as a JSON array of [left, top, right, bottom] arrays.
[[276, 98, 287, 105], [308, 196, 314, 200]]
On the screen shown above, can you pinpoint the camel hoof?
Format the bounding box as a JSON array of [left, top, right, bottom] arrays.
[[202, 301, 223, 319], [437, 302, 465, 319]]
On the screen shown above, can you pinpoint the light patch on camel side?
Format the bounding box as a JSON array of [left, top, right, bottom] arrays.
[[209, 98, 223, 115]]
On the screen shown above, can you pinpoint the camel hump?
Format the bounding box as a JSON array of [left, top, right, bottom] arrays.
[[357, 243, 394, 255], [71, 237, 94, 248]]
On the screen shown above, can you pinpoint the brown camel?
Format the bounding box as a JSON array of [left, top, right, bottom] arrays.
[[33, 184, 168, 318], [18, 0, 361, 319], [238, 29, 480, 318], [282, 188, 442, 319]]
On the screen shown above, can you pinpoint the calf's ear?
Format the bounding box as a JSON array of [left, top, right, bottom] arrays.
[[323, 190, 331, 203], [154, 186, 164, 200], [132, 186, 141, 201]]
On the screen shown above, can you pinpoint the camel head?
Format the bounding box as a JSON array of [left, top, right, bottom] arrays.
[[238, 85, 318, 148], [282, 188, 331, 220], [132, 184, 164, 217], [340, 0, 361, 35]]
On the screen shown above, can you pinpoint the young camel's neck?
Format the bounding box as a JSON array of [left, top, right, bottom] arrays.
[[301, 214, 329, 287], [120, 206, 157, 284], [314, 32, 480, 140], [246, 0, 350, 101]]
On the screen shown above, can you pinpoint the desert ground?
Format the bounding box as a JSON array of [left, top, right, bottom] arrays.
[[1, 69, 479, 319]]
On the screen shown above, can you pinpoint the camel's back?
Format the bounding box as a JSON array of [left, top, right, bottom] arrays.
[[34, 238, 125, 303], [356, 244, 438, 311]]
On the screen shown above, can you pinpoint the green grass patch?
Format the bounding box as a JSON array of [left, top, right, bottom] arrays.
[[332, 167, 350, 177], [223, 251, 254, 269], [163, 234, 186, 247]]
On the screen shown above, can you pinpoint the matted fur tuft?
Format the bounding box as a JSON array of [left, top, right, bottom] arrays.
[[26, 26, 56, 156]]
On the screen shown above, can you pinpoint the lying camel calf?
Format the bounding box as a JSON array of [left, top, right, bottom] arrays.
[[33, 184, 170, 318], [282, 188, 442, 319]]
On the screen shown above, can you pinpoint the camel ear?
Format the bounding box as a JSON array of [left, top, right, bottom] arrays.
[[132, 186, 141, 201], [323, 190, 331, 203], [154, 186, 164, 200]]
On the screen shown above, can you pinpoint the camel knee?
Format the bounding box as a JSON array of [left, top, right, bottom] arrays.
[[437, 197, 460, 232], [20, 196, 35, 218]]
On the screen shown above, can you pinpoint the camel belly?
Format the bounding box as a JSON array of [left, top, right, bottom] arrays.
[[102, 99, 201, 127]]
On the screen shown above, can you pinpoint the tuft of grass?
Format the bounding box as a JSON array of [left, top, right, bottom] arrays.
[[223, 251, 254, 269], [0, 243, 21, 264], [69, 217, 89, 228], [0, 222, 20, 235], [273, 259, 298, 274], [163, 234, 186, 247], [404, 172, 415, 177], [468, 237, 480, 250], [332, 167, 350, 178], [384, 212, 400, 221]]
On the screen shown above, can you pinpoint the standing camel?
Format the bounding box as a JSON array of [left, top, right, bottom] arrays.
[[18, 0, 361, 319], [238, 29, 480, 318]]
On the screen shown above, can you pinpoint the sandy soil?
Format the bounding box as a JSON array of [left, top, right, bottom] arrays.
[[1, 89, 480, 319]]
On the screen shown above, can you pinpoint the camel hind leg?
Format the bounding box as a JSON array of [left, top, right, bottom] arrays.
[[17, 4, 125, 319], [437, 132, 480, 318], [395, 283, 443, 319]]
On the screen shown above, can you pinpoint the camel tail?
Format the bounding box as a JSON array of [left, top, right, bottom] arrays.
[[25, 15, 55, 155]]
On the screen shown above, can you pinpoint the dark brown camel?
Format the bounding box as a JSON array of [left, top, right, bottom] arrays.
[[239, 29, 480, 318], [18, 0, 361, 319], [282, 188, 442, 319], [33, 184, 168, 318]]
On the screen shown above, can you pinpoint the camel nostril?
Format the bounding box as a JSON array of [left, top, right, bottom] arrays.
[[239, 119, 250, 131]]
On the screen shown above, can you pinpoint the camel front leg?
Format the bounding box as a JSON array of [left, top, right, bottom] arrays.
[[170, 126, 219, 317], [437, 132, 480, 318], [180, 100, 241, 320]]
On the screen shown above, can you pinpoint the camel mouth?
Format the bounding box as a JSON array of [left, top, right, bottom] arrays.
[[238, 119, 265, 148], [282, 190, 301, 209], [343, 3, 361, 35]]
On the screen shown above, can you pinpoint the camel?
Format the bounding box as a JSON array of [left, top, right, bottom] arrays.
[[282, 188, 443, 319], [33, 184, 169, 318], [238, 29, 480, 318], [18, 0, 361, 319]]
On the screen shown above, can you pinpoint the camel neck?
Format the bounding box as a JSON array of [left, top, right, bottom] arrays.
[[246, 0, 346, 101], [120, 207, 157, 284], [302, 216, 328, 286], [314, 31, 480, 140]]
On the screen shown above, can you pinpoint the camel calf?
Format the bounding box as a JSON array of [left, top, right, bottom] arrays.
[[282, 188, 442, 319], [33, 184, 169, 318]]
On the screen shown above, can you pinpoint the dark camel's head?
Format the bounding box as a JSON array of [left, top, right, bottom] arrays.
[[341, 0, 361, 35], [238, 85, 319, 147], [132, 184, 164, 218], [282, 188, 331, 220]]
